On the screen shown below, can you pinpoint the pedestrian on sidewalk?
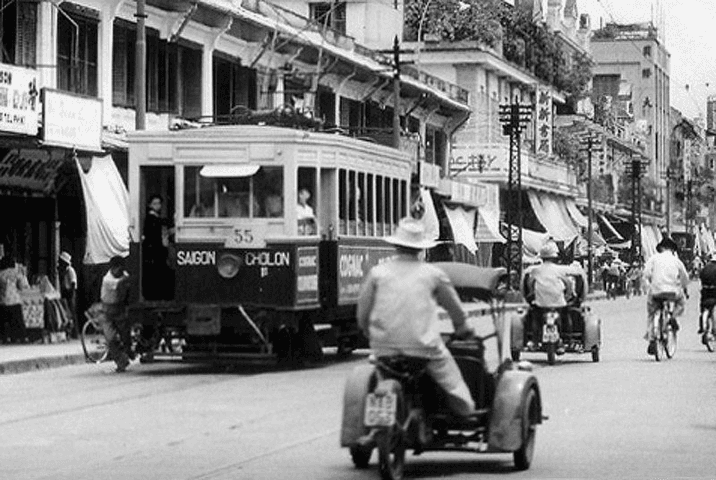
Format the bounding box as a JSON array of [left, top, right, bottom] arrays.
[[0, 254, 28, 343], [57, 251, 77, 337], [100, 256, 132, 372]]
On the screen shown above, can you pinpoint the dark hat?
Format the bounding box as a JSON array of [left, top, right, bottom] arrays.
[[657, 237, 678, 252]]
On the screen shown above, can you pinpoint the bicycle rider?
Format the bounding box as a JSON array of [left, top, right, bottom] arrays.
[[698, 252, 716, 334], [100, 255, 132, 372], [642, 237, 689, 355]]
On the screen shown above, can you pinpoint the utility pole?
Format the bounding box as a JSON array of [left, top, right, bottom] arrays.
[[499, 100, 532, 290], [580, 132, 602, 288], [628, 154, 645, 264], [392, 36, 401, 149], [135, 0, 147, 130]]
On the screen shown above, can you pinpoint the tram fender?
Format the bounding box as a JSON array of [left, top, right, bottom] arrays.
[[340, 364, 377, 447], [488, 370, 541, 451]]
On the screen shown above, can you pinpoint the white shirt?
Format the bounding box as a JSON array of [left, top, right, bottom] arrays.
[[356, 255, 467, 358], [642, 251, 689, 295], [296, 203, 315, 220]]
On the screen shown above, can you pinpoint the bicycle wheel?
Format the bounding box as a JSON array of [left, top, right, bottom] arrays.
[[653, 311, 665, 361], [704, 313, 716, 352], [81, 320, 108, 363], [663, 311, 677, 359]]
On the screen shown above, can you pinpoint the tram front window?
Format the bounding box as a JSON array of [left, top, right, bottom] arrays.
[[184, 165, 283, 219]]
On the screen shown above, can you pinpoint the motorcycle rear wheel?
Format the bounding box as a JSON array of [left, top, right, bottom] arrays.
[[81, 320, 108, 364], [546, 343, 556, 365], [378, 428, 405, 480], [349, 444, 372, 469]]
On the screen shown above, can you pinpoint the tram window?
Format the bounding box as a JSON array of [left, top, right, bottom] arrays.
[[384, 177, 391, 234], [367, 174, 374, 236], [297, 167, 318, 235], [376, 175, 384, 236], [254, 167, 283, 218], [339, 169, 347, 234], [393, 179, 400, 230], [348, 170, 356, 235], [357, 172, 365, 236], [218, 177, 251, 218], [184, 166, 216, 217], [400, 180, 408, 218]]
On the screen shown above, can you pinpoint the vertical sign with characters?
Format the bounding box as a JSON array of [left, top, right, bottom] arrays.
[[535, 87, 553, 156]]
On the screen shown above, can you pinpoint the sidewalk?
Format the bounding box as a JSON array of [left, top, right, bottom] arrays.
[[0, 291, 607, 375]]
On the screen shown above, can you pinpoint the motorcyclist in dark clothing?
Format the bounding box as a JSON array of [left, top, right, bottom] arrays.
[[699, 252, 716, 333]]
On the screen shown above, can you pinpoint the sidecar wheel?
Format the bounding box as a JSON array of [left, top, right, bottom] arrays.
[[350, 444, 372, 469], [378, 429, 405, 480], [514, 388, 538, 471], [546, 343, 556, 365]]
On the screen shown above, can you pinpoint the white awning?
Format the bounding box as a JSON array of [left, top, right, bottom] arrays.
[[641, 225, 662, 260], [565, 198, 588, 228], [522, 228, 550, 257], [200, 164, 260, 178], [443, 204, 477, 254], [475, 207, 506, 243], [420, 188, 440, 241], [527, 191, 580, 242]]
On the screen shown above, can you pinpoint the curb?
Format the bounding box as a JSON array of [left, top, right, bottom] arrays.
[[0, 353, 87, 375]]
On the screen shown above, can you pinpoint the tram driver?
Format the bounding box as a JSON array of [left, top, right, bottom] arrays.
[[297, 187, 317, 235]]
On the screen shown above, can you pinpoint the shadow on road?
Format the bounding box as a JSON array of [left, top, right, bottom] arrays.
[[402, 456, 517, 477]]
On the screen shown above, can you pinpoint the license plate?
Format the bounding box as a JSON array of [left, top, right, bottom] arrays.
[[542, 325, 559, 343], [364, 393, 397, 427]]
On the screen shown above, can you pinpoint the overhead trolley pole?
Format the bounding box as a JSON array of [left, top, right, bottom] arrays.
[[499, 101, 532, 290], [627, 154, 645, 264]]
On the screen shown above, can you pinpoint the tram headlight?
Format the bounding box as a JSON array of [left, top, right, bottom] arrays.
[[217, 253, 242, 279]]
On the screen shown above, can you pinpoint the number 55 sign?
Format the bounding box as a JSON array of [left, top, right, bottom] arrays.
[[224, 224, 267, 248]]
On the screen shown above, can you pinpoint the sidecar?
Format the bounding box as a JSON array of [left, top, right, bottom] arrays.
[[340, 264, 544, 476], [511, 271, 602, 364]]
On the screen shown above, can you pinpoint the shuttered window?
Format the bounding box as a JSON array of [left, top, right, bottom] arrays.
[[0, 0, 37, 67], [180, 45, 202, 119], [57, 7, 98, 97]]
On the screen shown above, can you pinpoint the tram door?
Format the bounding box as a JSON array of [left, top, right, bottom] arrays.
[[139, 166, 175, 301]]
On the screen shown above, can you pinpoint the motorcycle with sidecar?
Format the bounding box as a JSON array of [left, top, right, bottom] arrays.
[[340, 264, 545, 479], [510, 268, 602, 365]]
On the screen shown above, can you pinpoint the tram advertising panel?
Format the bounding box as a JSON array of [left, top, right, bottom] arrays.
[[337, 243, 396, 306]]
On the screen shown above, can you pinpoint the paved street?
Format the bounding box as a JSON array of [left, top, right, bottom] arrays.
[[1, 292, 715, 480]]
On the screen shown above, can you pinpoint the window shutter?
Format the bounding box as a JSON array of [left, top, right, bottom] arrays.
[[16, 1, 37, 67], [112, 24, 127, 105]]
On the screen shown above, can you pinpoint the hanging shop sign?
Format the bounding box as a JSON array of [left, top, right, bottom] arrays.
[[42, 88, 102, 152], [437, 178, 487, 208], [0, 63, 39, 136], [535, 87, 553, 156]]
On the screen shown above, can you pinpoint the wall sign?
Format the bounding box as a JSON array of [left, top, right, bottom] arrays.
[[535, 87, 553, 156], [42, 88, 102, 152], [0, 63, 38, 135]]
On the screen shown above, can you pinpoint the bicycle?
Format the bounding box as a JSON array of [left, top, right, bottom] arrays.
[[700, 303, 716, 352], [649, 293, 678, 361]]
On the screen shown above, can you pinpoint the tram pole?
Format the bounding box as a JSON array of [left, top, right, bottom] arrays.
[[580, 132, 602, 288], [135, 0, 147, 131], [392, 36, 401, 150]]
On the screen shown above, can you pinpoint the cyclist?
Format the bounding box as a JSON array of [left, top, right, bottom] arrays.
[[100, 255, 132, 372], [642, 237, 689, 355], [698, 252, 716, 334]]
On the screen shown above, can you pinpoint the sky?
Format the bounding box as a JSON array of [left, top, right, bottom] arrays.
[[578, 0, 716, 121]]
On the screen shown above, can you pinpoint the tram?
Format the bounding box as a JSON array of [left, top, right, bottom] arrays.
[[127, 125, 412, 363]]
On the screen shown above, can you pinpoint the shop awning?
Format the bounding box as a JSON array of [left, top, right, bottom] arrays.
[[527, 191, 580, 242], [0, 149, 64, 194], [522, 228, 550, 257], [565, 198, 588, 228], [443, 204, 477, 254], [641, 225, 662, 260], [475, 206, 506, 243], [598, 213, 624, 242], [421, 188, 440, 242], [77, 154, 130, 264]]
